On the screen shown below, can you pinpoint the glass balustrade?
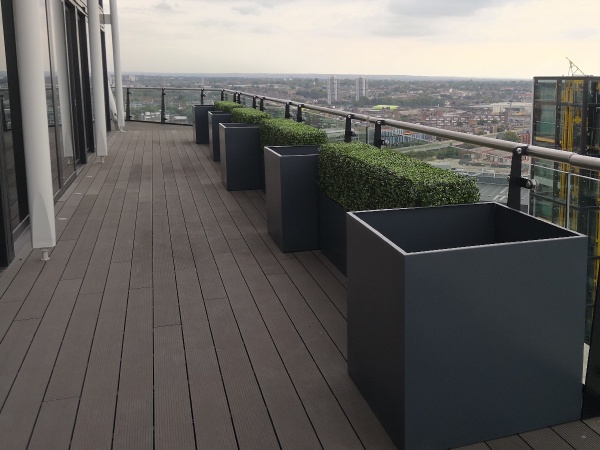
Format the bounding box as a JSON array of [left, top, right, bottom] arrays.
[[164, 88, 204, 125], [127, 87, 162, 122], [262, 101, 285, 118], [531, 158, 600, 341]]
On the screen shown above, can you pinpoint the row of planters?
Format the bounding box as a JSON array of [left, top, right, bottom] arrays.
[[193, 102, 587, 450]]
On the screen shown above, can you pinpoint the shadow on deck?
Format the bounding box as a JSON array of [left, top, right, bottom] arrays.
[[0, 121, 599, 449]]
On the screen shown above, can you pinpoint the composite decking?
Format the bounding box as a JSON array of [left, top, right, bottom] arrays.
[[0, 121, 599, 449]]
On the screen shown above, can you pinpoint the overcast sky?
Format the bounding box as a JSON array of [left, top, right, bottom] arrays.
[[107, 0, 600, 79]]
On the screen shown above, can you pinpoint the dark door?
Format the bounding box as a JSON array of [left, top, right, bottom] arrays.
[[0, 104, 14, 267], [64, 3, 94, 164], [78, 11, 94, 155]]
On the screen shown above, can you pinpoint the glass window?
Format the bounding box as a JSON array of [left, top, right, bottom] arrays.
[[47, 0, 75, 185], [535, 80, 557, 102], [0, 5, 19, 230], [533, 103, 557, 147]]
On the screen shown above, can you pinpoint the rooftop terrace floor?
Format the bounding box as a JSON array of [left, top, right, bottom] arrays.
[[1, 121, 600, 449]]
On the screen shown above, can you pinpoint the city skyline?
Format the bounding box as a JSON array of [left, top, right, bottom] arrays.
[[108, 0, 600, 79]]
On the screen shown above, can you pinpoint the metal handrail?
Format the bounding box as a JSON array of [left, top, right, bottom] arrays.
[[122, 86, 600, 172], [227, 89, 600, 172]]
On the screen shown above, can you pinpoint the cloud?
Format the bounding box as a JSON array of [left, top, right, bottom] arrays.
[[388, 0, 511, 17], [233, 5, 259, 15], [225, 0, 294, 5], [155, 2, 173, 11]]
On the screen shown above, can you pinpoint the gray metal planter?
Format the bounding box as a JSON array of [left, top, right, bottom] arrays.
[[346, 202, 587, 450], [193, 104, 214, 144], [265, 146, 320, 253], [219, 123, 262, 191], [319, 193, 347, 275], [208, 111, 232, 162]]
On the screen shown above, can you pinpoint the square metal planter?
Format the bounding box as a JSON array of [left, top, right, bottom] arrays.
[[265, 145, 320, 253], [347, 202, 587, 450], [319, 193, 347, 275], [208, 111, 232, 162], [219, 123, 262, 191], [193, 104, 214, 144]]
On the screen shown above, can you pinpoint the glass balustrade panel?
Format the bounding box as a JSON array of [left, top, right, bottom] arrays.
[[129, 88, 162, 122]]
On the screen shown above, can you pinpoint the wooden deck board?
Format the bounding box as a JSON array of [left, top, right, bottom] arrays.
[[205, 297, 280, 449], [487, 435, 533, 449], [218, 244, 322, 449], [27, 397, 79, 450], [519, 427, 574, 449], [0, 279, 81, 449], [552, 421, 600, 449], [0, 318, 40, 409], [70, 263, 130, 450], [2, 122, 597, 449], [176, 268, 238, 449], [228, 237, 363, 448], [154, 325, 197, 450], [44, 292, 103, 402], [112, 287, 154, 450]]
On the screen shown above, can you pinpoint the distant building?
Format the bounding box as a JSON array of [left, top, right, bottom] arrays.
[[530, 76, 600, 337], [327, 76, 338, 105], [356, 77, 367, 101]]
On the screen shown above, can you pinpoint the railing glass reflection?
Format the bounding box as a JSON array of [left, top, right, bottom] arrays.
[[531, 159, 600, 340]]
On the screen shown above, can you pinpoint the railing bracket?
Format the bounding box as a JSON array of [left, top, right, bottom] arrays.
[[507, 146, 528, 210]]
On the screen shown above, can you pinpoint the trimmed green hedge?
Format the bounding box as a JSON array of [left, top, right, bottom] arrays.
[[318, 142, 480, 211], [231, 108, 271, 125], [260, 118, 328, 147], [214, 101, 244, 112]]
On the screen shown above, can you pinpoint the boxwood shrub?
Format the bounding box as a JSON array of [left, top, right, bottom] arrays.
[[260, 118, 328, 147], [318, 142, 480, 211], [214, 101, 244, 113], [231, 107, 271, 125]]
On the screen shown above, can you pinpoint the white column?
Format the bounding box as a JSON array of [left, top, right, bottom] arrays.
[[13, 0, 56, 253], [88, 0, 108, 158], [109, 0, 125, 130]]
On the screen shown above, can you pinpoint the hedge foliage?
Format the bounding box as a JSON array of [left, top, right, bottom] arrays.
[[318, 142, 480, 211], [260, 118, 328, 147], [214, 101, 244, 113], [231, 108, 271, 125]]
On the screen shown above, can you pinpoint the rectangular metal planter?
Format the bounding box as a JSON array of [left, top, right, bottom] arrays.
[[319, 193, 347, 275], [219, 123, 262, 191], [193, 104, 214, 144], [208, 111, 232, 162], [265, 146, 320, 253], [347, 202, 587, 450]]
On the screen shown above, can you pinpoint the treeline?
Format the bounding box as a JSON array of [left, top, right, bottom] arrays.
[[401, 146, 464, 160]]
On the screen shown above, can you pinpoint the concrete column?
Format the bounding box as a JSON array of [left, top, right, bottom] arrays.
[[88, 0, 108, 158], [109, 0, 125, 130], [13, 0, 56, 254]]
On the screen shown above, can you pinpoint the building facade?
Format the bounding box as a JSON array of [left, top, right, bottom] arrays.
[[530, 76, 600, 338], [327, 76, 338, 105], [0, 0, 113, 268], [355, 76, 366, 101]]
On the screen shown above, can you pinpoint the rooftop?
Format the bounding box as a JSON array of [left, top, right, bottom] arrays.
[[1, 122, 599, 449]]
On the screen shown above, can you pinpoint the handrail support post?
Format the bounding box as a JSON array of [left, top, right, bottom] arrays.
[[507, 146, 537, 210], [125, 87, 131, 121], [374, 120, 384, 148], [345, 114, 354, 143], [161, 88, 166, 124]]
